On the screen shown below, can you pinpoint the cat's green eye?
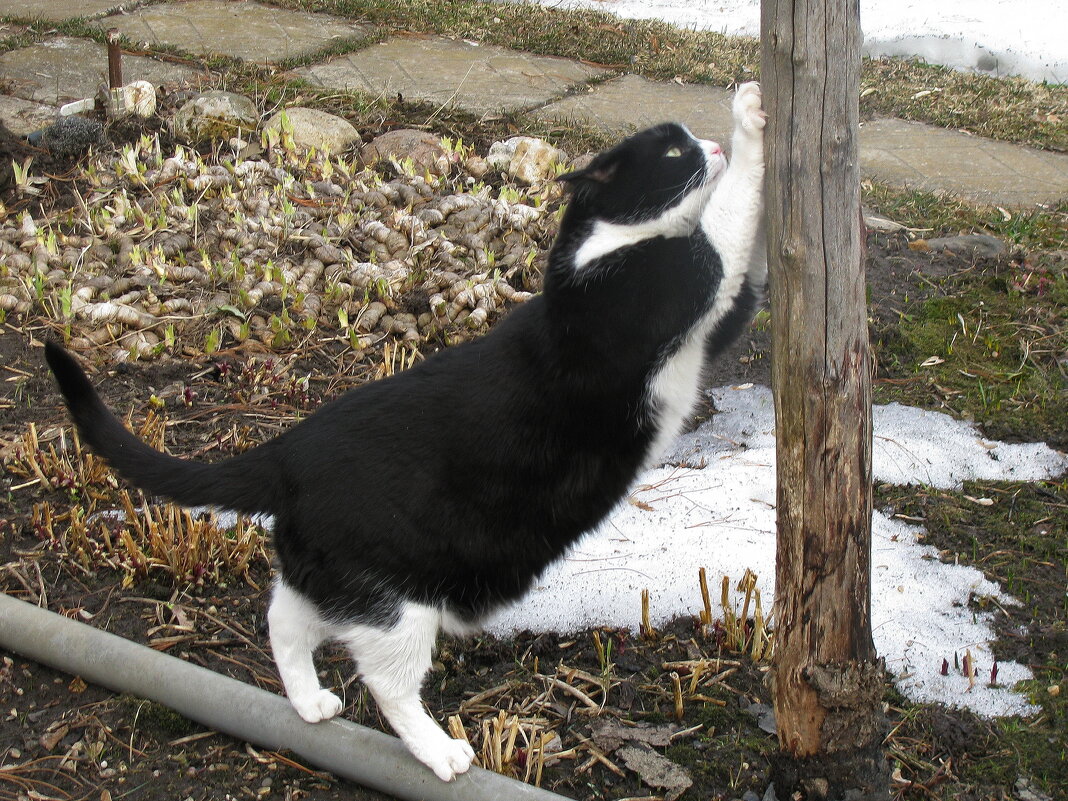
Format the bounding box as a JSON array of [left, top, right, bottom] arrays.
[[664, 146, 684, 158]]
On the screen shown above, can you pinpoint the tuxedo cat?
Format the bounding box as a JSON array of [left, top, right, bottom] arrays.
[[44, 82, 766, 782]]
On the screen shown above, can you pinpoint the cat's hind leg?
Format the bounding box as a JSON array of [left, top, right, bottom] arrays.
[[341, 603, 476, 781], [267, 579, 344, 723]]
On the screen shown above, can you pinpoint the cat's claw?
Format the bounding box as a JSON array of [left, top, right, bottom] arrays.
[[733, 81, 766, 133], [417, 736, 476, 782], [290, 689, 344, 723]]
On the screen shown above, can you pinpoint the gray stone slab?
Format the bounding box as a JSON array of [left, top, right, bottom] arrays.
[[545, 77, 1067, 208], [540, 74, 736, 146], [0, 37, 203, 106], [100, 1, 371, 63], [0, 93, 56, 136], [2, 0, 123, 21], [860, 118, 1068, 208], [293, 35, 608, 116]]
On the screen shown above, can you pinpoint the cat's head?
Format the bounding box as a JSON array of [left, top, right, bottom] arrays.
[[558, 123, 725, 229]]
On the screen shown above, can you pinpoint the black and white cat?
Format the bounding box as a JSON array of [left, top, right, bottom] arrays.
[[44, 83, 766, 781]]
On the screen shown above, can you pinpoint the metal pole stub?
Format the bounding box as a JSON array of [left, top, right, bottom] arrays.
[[106, 28, 123, 89]]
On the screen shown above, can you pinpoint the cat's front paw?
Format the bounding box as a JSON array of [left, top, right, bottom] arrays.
[[417, 736, 476, 782], [290, 689, 344, 723], [733, 81, 766, 135]]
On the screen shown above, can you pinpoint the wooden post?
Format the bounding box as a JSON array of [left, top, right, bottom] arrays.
[[761, 0, 889, 797]]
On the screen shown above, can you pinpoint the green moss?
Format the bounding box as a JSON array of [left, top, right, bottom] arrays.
[[962, 681, 1068, 794], [872, 254, 1068, 447], [121, 696, 198, 738], [864, 185, 1068, 251], [692, 697, 747, 731]]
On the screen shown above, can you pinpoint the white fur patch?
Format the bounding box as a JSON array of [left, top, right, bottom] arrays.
[[268, 580, 344, 723], [644, 84, 766, 464], [339, 602, 475, 781], [267, 581, 475, 781], [646, 334, 709, 463]]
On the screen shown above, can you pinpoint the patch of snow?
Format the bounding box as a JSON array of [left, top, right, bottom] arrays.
[[487, 385, 1067, 718], [513, 0, 1067, 83]]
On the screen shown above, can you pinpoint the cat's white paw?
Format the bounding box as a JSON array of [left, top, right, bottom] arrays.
[[290, 689, 343, 723], [733, 81, 766, 134], [417, 736, 476, 782]]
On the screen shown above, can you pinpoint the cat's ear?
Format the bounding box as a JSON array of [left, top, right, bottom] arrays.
[[557, 159, 618, 186]]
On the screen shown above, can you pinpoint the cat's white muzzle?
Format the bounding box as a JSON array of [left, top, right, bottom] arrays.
[[699, 139, 728, 183]]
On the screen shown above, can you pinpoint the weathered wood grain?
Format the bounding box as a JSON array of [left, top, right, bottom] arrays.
[[761, 0, 888, 796]]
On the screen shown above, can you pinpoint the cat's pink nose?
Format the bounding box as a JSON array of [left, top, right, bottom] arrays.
[[707, 142, 723, 155]]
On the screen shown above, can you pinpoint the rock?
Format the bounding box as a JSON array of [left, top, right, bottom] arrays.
[[590, 720, 680, 752], [741, 791, 762, 801], [863, 208, 907, 232], [263, 107, 360, 154], [925, 234, 1008, 259], [487, 136, 566, 185], [1014, 778, 1052, 801], [617, 743, 692, 801], [109, 80, 157, 119], [464, 155, 490, 179], [566, 152, 596, 173], [745, 702, 778, 735], [27, 116, 106, 159], [171, 91, 258, 145], [360, 129, 454, 175]]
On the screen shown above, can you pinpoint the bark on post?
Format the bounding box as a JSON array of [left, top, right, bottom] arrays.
[[761, 0, 889, 797]]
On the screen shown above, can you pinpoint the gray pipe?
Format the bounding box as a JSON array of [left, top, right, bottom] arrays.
[[0, 593, 572, 801]]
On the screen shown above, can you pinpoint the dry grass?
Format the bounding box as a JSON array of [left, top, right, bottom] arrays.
[[445, 569, 771, 784], [3, 415, 269, 586]]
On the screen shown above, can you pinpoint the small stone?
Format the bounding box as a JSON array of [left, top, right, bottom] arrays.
[[487, 136, 566, 185], [465, 155, 489, 179], [360, 129, 455, 175], [745, 702, 778, 735], [742, 792, 762, 801], [1014, 778, 1052, 801], [172, 90, 258, 145], [263, 107, 360, 154], [863, 210, 906, 232], [617, 743, 692, 801], [924, 234, 1008, 259], [109, 80, 157, 119]]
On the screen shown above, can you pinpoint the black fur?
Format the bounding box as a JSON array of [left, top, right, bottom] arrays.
[[45, 122, 756, 628]]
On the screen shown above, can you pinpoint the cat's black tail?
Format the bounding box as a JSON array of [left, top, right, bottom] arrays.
[[44, 341, 280, 515]]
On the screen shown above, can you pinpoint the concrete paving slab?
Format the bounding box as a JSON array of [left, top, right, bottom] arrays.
[[860, 118, 1068, 208], [100, 1, 371, 63], [539, 74, 736, 146], [0, 93, 56, 136], [2, 0, 124, 21], [545, 79, 1067, 208], [293, 35, 608, 116], [0, 37, 203, 106]]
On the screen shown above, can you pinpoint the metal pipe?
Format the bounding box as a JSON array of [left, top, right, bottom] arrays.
[[0, 593, 572, 801]]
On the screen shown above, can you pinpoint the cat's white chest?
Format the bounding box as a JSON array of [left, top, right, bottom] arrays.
[[644, 334, 707, 463]]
